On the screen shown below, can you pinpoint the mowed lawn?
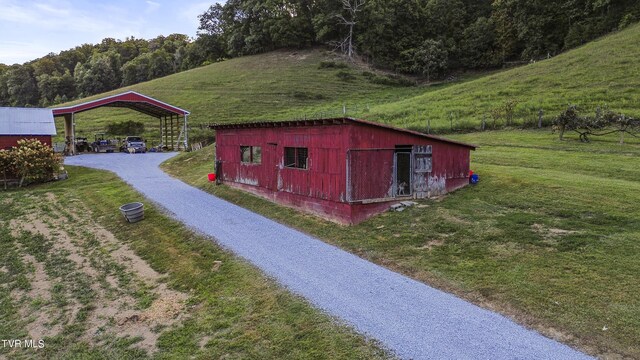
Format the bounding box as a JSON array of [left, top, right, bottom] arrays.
[[0, 167, 387, 359], [162, 130, 640, 358]]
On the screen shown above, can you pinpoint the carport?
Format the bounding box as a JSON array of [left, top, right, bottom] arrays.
[[52, 91, 190, 155]]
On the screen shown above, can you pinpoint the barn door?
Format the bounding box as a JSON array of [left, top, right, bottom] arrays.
[[394, 150, 412, 197], [265, 143, 279, 191]]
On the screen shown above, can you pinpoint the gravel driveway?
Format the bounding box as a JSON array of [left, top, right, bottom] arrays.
[[65, 153, 591, 360]]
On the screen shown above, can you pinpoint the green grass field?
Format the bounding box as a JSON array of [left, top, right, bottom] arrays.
[[363, 23, 640, 131], [0, 168, 387, 359], [162, 130, 640, 358]]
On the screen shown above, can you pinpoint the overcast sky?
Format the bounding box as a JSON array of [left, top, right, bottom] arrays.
[[0, 0, 220, 65]]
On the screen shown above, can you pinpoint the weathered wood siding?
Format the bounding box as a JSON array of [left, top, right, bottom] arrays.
[[348, 123, 470, 197], [215, 124, 349, 204], [215, 119, 473, 224]]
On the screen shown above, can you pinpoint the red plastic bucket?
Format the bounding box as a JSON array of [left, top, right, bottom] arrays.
[[208, 173, 216, 182]]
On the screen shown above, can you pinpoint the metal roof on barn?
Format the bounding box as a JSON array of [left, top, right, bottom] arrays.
[[210, 117, 477, 149], [0, 107, 57, 136], [52, 91, 190, 118]]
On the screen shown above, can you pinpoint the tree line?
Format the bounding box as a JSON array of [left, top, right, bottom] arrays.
[[197, 0, 640, 77], [2, 0, 639, 108], [0, 34, 221, 107]]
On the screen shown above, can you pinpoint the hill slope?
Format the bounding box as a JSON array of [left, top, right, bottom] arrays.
[[365, 23, 640, 132], [58, 50, 423, 142], [58, 22, 640, 141]]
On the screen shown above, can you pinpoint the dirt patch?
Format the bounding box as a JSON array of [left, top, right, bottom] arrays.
[[490, 243, 525, 259], [531, 223, 580, 241], [143, 292, 187, 322], [10, 215, 99, 278], [104, 292, 188, 352], [7, 193, 191, 353], [45, 192, 56, 202], [1, 196, 13, 205], [287, 51, 309, 60], [198, 335, 212, 349], [22, 254, 50, 300], [8, 251, 64, 341], [436, 208, 472, 225], [417, 239, 445, 250]]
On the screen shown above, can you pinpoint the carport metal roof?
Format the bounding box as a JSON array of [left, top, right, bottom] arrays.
[[52, 91, 190, 118]]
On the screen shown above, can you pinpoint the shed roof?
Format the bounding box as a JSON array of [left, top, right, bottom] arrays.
[[0, 107, 57, 136], [52, 91, 190, 118], [210, 117, 477, 149]]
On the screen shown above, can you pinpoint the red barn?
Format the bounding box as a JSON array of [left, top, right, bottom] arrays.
[[212, 118, 476, 224], [0, 108, 56, 150]]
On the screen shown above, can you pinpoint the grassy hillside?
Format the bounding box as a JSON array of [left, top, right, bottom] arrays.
[[57, 22, 640, 144], [55, 50, 424, 143], [364, 23, 640, 132], [162, 131, 640, 358]]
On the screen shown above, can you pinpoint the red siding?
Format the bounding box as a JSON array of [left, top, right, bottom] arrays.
[[0, 136, 52, 150], [348, 123, 470, 195], [216, 125, 349, 204], [215, 121, 472, 224]]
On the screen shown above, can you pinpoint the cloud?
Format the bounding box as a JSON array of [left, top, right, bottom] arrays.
[[145, 0, 161, 13], [0, 41, 52, 65], [0, 0, 116, 33], [0, 0, 208, 63], [179, 1, 214, 28]]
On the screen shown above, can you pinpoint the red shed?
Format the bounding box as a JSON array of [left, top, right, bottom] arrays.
[[0, 108, 56, 150], [212, 118, 476, 224]]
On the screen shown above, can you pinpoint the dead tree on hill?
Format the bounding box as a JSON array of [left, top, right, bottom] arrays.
[[336, 0, 365, 60]]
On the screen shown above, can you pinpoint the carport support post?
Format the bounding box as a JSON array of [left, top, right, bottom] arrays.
[[184, 114, 188, 150], [63, 113, 76, 156]]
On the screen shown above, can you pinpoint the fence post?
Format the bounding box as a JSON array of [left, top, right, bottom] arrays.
[[538, 109, 543, 128], [450, 112, 453, 131], [343, 104, 347, 116], [427, 118, 431, 134]]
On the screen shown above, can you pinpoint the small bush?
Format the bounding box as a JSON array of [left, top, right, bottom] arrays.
[[0, 150, 15, 189], [319, 60, 349, 69], [619, 14, 637, 30], [107, 120, 145, 136], [290, 91, 326, 100], [3, 139, 63, 188], [361, 71, 375, 78], [369, 74, 414, 87], [336, 70, 356, 82], [188, 129, 216, 146]]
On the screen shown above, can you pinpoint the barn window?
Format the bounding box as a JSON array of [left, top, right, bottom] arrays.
[[240, 146, 261, 164], [284, 147, 308, 169]]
